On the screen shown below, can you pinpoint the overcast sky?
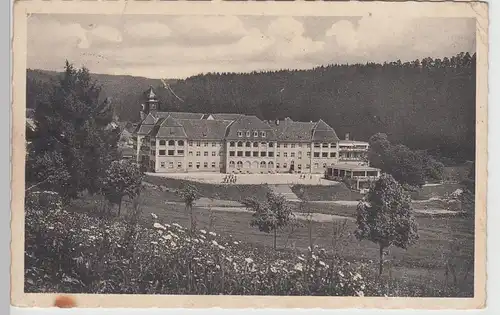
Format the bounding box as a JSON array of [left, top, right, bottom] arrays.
[[27, 14, 476, 79]]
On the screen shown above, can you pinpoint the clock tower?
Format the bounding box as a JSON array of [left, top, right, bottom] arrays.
[[140, 86, 160, 120]]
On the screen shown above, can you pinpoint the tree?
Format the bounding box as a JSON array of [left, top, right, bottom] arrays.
[[177, 184, 200, 233], [244, 192, 294, 250], [101, 160, 143, 216], [355, 174, 419, 276], [27, 61, 119, 199]]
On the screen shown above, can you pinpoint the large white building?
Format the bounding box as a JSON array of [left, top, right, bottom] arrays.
[[133, 87, 370, 174]]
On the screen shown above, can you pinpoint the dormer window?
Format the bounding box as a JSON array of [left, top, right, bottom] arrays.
[[253, 131, 259, 137], [237, 131, 243, 137], [261, 131, 266, 138], [246, 131, 251, 137]]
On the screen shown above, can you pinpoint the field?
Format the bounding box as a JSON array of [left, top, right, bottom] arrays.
[[70, 178, 474, 297]]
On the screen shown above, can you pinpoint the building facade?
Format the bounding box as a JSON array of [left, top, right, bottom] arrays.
[[133, 87, 370, 174]]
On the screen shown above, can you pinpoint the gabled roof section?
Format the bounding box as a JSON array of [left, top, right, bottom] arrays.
[[142, 113, 157, 125], [179, 119, 232, 140], [149, 115, 187, 138], [210, 113, 243, 121], [312, 119, 339, 142], [156, 111, 204, 120], [270, 117, 315, 142], [225, 115, 276, 140]]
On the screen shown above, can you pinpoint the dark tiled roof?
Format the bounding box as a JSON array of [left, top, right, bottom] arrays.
[[312, 119, 339, 142], [179, 119, 231, 140], [155, 111, 204, 120], [210, 113, 242, 121], [137, 125, 154, 135], [270, 117, 315, 141], [142, 113, 157, 125], [151, 116, 187, 138], [226, 115, 276, 140]]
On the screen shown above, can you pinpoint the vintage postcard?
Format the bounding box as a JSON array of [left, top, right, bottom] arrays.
[[11, 0, 488, 310]]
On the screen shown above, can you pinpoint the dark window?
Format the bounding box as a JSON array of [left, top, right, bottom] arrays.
[[269, 142, 274, 148], [230, 141, 235, 147], [177, 150, 184, 155], [260, 152, 266, 157], [322, 152, 328, 158], [268, 152, 274, 157], [237, 151, 243, 157], [159, 140, 166, 146], [229, 151, 235, 157], [168, 140, 175, 146], [330, 152, 336, 157], [245, 151, 251, 157], [237, 141, 243, 147], [159, 150, 166, 156], [168, 150, 175, 156], [178, 140, 184, 146], [314, 152, 320, 158], [253, 142, 259, 147], [322, 143, 329, 148], [253, 151, 259, 157], [246, 142, 251, 147]]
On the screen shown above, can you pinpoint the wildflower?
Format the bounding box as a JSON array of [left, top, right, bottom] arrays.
[[218, 245, 226, 250], [225, 257, 233, 263], [116, 244, 122, 248], [48, 226, 54, 230], [163, 234, 172, 240], [298, 256, 305, 262], [307, 246, 312, 252], [200, 229, 207, 234], [150, 241, 158, 245], [209, 231, 216, 237], [172, 223, 182, 229], [356, 291, 364, 297], [211, 240, 219, 246], [199, 235, 206, 239], [294, 263, 303, 272], [82, 229, 90, 232], [157, 230, 163, 235], [151, 213, 158, 219], [153, 223, 166, 230], [245, 258, 254, 264], [170, 241, 177, 247], [270, 266, 277, 273], [233, 241, 239, 245], [319, 261, 327, 267], [338, 271, 344, 277], [353, 273, 362, 281], [193, 238, 199, 243], [312, 254, 318, 260]]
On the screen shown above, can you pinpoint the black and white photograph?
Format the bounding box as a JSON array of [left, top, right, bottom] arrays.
[[12, 1, 487, 309]]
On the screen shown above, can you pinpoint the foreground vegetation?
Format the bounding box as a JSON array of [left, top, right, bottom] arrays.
[[25, 190, 472, 297]]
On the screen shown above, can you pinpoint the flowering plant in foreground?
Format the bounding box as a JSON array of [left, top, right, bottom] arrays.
[[25, 192, 368, 296]]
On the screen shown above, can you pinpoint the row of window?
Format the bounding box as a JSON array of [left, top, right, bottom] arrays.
[[188, 151, 221, 157], [228, 141, 339, 149], [229, 151, 275, 157], [160, 161, 223, 169], [237, 130, 267, 138], [228, 151, 337, 158], [150, 140, 345, 149], [228, 161, 331, 169]]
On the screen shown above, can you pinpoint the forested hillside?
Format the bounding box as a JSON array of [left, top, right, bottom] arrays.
[[26, 52, 475, 162]]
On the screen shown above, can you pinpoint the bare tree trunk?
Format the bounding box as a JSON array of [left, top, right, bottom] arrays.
[[379, 244, 384, 277]]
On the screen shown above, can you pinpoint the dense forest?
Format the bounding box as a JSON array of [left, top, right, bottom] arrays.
[[27, 52, 476, 163]]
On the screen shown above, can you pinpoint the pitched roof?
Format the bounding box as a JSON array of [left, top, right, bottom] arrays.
[[270, 117, 315, 141], [179, 119, 231, 140], [150, 116, 187, 138], [142, 113, 157, 125], [136, 124, 154, 136], [312, 119, 339, 142], [155, 111, 204, 120], [210, 113, 243, 121], [225, 115, 276, 140]]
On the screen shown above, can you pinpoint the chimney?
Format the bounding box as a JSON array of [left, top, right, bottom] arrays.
[[345, 133, 350, 141]]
